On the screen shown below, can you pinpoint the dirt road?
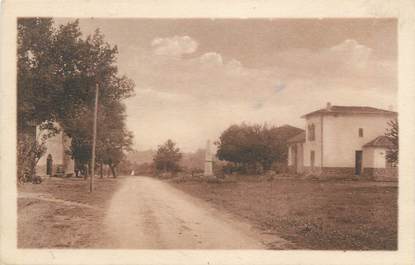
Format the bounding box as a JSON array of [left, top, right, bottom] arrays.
[[104, 176, 287, 249]]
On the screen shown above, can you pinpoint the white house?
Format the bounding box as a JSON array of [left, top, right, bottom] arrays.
[[36, 124, 75, 177], [287, 103, 397, 180]]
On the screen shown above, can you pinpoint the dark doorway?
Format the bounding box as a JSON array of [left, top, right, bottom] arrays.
[[310, 150, 315, 168], [355, 151, 363, 175], [46, 154, 53, 175]]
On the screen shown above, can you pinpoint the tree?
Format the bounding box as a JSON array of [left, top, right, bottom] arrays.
[[17, 18, 59, 129], [153, 140, 183, 173], [97, 107, 134, 178], [17, 18, 135, 181], [17, 18, 64, 181], [216, 123, 303, 173], [48, 23, 134, 176], [385, 119, 398, 164]]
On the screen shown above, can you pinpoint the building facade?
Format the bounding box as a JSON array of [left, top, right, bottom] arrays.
[[36, 124, 75, 177], [288, 103, 397, 180]]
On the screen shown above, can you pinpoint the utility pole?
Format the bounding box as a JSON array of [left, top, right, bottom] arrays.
[[90, 82, 99, 192]]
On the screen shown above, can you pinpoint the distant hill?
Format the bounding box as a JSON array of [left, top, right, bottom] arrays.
[[126, 148, 207, 171]]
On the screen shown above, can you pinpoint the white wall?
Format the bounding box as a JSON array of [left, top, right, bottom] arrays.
[[37, 125, 75, 174], [38, 131, 64, 167], [363, 147, 387, 169], [374, 148, 388, 168], [297, 143, 304, 173], [288, 145, 293, 166], [362, 147, 375, 168], [303, 115, 322, 167], [323, 114, 395, 167]]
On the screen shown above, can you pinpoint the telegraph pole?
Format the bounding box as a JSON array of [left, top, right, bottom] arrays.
[[90, 82, 99, 192]]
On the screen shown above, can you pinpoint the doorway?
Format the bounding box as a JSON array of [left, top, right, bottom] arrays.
[[355, 151, 363, 175], [46, 154, 53, 176]]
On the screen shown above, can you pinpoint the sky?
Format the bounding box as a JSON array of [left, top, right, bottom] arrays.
[[55, 18, 397, 152]]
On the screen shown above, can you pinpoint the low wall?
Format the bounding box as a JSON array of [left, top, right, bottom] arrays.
[[363, 167, 398, 181], [302, 166, 398, 181]]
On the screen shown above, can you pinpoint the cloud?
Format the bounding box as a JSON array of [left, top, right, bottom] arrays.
[[329, 39, 372, 69], [199, 52, 244, 75], [199, 52, 223, 66], [136, 87, 194, 103], [124, 38, 396, 151], [151, 36, 198, 56]]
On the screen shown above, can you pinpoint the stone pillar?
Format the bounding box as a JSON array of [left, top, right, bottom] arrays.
[[204, 140, 214, 177]]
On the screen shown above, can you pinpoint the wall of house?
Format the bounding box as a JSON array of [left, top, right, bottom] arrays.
[[362, 146, 397, 180], [288, 145, 293, 166], [297, 143, 304, 173], [362, 147, 375, 169], [38, 132, 64, 166], [62, 133, 75, 175], [37, 127, 75, 176], [288, 143, 304, 174], [363, 147, 387, 169], [303, 115, 323, 171], [322, 114, 395, 168]]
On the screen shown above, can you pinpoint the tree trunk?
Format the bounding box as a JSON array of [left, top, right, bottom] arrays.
[[110, 164, 117, 178], [100, 161, 103, 178], [84, 164, 89, 180]]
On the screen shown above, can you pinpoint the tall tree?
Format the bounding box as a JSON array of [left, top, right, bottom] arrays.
[[17, 18, 135, 180], [17, 18, 62, 181], [153, 139, 183, 173], [96, 101, 134, 177], [17, 18, 59, 129], [52, 25, 134, 175], [385, 119, 398, 164]]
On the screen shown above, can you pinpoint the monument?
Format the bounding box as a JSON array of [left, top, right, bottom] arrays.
[[204, 140, 214, 177]]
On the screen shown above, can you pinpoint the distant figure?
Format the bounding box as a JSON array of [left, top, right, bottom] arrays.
[[204, 140, 213, 177], [131, 170, 135, 176]]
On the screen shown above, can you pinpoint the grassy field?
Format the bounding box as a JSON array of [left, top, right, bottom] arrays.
[[18, 177, 121, 248], [172, 178, 398, 250]]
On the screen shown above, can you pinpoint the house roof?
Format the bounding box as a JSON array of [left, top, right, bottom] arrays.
[[363, 136, 394, 148], [287, 131, 306, 143], [302, 105, 397, 118], [269, 124, 304, 141]]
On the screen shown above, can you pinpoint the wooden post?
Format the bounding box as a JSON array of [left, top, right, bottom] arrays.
[[90, 82, 99, 192]]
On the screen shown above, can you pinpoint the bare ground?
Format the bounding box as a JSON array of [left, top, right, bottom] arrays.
[[103, 176, 289, 248], [18, 176, 290, 249], [18, 177, 120, 248], [171, 178, 398, 250]]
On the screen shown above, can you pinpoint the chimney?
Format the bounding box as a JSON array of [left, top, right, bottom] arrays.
[[326, 102, 332, 111]]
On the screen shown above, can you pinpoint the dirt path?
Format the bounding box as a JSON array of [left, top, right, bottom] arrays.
[[103, 176, 289, 249]]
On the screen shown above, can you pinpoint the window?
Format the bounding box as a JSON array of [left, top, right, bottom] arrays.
[[308, 124, 315, 141], [310, 150, 315, 168], [358, 128, 363, 137]]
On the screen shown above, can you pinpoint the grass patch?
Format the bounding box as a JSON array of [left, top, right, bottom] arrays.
[[172, 179, 397, 250]]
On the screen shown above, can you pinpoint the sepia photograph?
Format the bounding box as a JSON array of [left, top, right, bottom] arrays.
[[16, 17, 399, 250], [1, 0, 415, 264]]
